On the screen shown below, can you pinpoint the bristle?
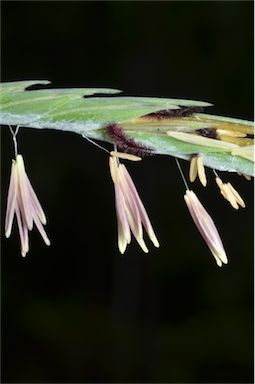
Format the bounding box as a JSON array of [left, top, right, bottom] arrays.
[[106, 123, 153, 157], [144, 106, 204, 120]]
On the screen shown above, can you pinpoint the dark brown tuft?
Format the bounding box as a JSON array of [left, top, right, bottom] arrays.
[[144, 106, 204, 120], [196, 128, 218, 139], [106, 123, 153, 157]]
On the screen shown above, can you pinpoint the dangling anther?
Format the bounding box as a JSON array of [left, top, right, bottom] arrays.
[[215, 174, 245, 209], [189, 155, 207, 187]]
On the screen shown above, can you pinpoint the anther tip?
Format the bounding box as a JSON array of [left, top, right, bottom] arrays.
[[153, 239, 160, 248]]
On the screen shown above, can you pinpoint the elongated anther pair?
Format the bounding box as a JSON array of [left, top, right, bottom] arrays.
[[5, 154, 50, 257], [184, 190, 228, 267], [109, 152, 159, 254]]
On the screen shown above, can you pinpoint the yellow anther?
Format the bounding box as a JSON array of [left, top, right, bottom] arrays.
[[189, 156, 198, 182], [189, 155, 207, 187], [197, 155, 207, 187], [215, 176, 245, 209], [110, 151, 142, 161]]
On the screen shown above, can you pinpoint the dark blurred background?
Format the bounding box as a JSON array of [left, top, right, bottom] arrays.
[[1, 1, 254, 383]]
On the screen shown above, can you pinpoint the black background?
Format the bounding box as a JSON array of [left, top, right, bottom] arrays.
[[1, 1, 254, 383]]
